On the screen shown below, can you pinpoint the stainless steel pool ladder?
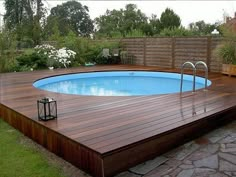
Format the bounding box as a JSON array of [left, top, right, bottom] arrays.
[[180, 61, 208, 93]]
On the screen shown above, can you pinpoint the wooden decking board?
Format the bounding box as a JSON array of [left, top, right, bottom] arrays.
[[93, 96, 231, 151], [99, 106, 236, 155], [1, 65, 236, 177], [60, 94, 188, 124], [71, 92, 225, 140], [81, 95, 228, 147], [61, 96, 179, 134]]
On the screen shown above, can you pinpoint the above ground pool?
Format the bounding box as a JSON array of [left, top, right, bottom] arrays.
[[33, 71, 211, 96]]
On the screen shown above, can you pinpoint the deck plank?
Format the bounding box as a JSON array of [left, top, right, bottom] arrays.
[[1, 65, 236, 177]]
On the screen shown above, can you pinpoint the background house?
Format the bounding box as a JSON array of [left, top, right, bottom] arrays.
[[225, 12, 236, 32]]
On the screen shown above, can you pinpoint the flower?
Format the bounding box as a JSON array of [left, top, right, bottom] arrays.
[[34, 44, 76, 68]]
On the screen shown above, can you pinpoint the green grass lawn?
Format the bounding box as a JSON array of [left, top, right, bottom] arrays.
[[0, 119, 66, 177]]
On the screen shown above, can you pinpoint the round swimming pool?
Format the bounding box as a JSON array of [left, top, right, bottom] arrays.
[[33, 71, 211, 96]]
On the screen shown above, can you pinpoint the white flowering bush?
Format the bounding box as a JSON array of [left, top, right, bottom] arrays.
[[35, 44, 56, 53], [56, 47, 76, 68], [34, 44, 76, 68]]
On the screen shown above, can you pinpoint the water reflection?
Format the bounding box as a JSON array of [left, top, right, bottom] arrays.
[[39, 76, 205, 96]]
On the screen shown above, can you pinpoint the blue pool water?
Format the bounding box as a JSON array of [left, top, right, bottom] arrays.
[[33, 71, 211, 96]]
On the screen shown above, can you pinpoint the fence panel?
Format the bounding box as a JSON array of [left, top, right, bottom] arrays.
[[210, 37, 222, 72], [120, 37, 222, 72], [174, 37, 208, 69], [121, 38, 145, 65], [145, 38, 172, 68]]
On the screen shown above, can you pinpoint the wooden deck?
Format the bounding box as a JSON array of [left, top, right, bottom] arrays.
[[0, 65, 236, 177]]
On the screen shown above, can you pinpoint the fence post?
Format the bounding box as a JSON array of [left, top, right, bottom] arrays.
[[206, 36, 212, 72], [143, 37, 147, 66], [171, 37, 176, 69]]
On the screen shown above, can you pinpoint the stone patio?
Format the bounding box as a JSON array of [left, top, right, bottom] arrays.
[[15, 119, 236, 177], [115, 120, 236, 177]]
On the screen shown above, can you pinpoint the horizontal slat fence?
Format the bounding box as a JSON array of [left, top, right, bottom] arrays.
[[120, 37, 222, 72], [145, 38, 172, 68], [210, 37, 222, 72], [121, 38, 145, 65]]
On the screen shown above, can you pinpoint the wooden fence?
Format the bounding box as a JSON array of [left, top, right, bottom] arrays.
[[120, 37, 222, 72]]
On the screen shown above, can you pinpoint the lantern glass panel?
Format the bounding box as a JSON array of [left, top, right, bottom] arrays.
[[37, 98, 57, 121]]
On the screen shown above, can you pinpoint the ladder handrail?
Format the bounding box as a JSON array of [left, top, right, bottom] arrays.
[[180, 62, 196, 93], [180, 61, 208, 94], [195, 61, 208, 90]]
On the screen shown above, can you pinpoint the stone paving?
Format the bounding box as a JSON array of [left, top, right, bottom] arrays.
[[18, 119, 236, 177], [115, 120, 236, 177]]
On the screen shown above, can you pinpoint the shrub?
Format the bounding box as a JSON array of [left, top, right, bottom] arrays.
[[0, 52, 19, 72], [16, 52, 48, 70], [77, 38, 120, 64], [215, 42, 236, 64], [16, 38, 34, 49], [159, 27, 193, 36], [35, 44, 76, 68], [214, 27, 236, 65]]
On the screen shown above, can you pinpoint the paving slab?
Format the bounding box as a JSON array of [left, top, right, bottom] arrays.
[[116, 120, 236, 177], [193, 154, 218, 169], [219, 159, 236, 172], [129, 156, 168, 175], [219, 152, 236, 164], [193, 168, 216, 176], [176, 169, 194, 177]]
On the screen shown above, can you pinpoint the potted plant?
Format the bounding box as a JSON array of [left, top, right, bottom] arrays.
[[215, 27, 236, 76], [217, 42, 236, 76]]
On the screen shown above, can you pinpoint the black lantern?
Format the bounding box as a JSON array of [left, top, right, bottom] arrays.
[[37, 97, 57, 121]]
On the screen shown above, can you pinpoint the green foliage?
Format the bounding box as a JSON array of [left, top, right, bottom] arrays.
[[0, 53, 17, 72], [95, 3, 147, 38], [95, 6, 187, 38], [4, 0, 45, 45], [122, 4, 147, 35], [49, 0, 94, 36], [43, 16, 61, 41], [16, 52, 48, 70], [95, 9, 123, 38], [50, 33, 121, 65], [63, 31, 79, 50], [148, 15, 162, 35], [216, 42, 236, 64], [0, 119, 66, 177], [32, 19, 42, 45], [220, 25, 236, 39], [0, 30, 17, 53], [159, 27, 193, 37], [68, 38, 120, 64], [126, 29, 144, 37], [215, 27, 236, 65], [189, 20, 218, 35], [160, 8, 181, 30], [141, 24, 154, 36], [16, 38, 34, 49]]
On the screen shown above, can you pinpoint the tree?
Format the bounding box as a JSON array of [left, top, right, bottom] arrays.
[[4, 0, 45, 45], [160, 26, 193, 36], [42, 16, 61, 40], [95, 9, 123, 37], [189, 20, 217, 35], [48, 1, 94, 36], [122, 4, 147, 36], [141, 23, 154, 36], [160, 8, 181, 30], [149, 14, 162, 35], [95, 4, 147, 37]]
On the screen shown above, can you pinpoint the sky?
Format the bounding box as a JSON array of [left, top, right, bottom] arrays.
[[0, 1, 236, 27]]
